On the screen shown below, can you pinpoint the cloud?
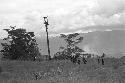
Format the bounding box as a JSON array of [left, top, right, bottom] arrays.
[[95, 0, 125, 16], [0, 0, 125, 38], [48, 0, 125, 35]]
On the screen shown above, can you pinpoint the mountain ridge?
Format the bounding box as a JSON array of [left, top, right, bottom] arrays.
[[36, 30, 125, 57], [0, 30, 125, 58]]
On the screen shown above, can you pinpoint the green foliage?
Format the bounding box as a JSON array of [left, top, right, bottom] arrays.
[[0, 26, 41, 61], [54, 33, 84, 62]]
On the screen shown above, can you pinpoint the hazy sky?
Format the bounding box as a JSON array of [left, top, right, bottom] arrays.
[[0, 0, 125, 38]]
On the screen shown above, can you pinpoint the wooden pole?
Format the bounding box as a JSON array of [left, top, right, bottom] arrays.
[[43, 16, 51, 60]]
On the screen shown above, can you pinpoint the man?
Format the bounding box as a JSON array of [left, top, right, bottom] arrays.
[[101, 53, 105, 65]]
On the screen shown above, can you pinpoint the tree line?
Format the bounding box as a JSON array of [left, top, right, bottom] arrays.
[[0, 26, 105, 65]]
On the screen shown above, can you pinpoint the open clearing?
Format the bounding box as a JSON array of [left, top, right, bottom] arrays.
[[0, 58, 125, 83]]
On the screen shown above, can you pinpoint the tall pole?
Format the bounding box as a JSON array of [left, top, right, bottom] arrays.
[[43, 16, 51, 60]]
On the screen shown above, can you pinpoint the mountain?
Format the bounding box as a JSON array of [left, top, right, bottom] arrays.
[[36, 30, 125, 58], [78, 30, 125, 57], [0, 30, 125, 58]]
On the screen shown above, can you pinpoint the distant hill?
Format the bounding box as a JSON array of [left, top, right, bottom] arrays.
[[36, 30, 125, 57], [0, 30, 125, 58], [78, 30, 125, 57]]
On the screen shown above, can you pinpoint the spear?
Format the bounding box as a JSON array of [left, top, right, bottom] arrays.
[[43, 16, 51, 60]]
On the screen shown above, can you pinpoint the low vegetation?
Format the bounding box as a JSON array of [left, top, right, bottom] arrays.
[[0, 57, 125, 83], [0, 26, 125, 83]]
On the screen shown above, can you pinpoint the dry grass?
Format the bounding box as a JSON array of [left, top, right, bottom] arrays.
[[0, 58, 125, 83]]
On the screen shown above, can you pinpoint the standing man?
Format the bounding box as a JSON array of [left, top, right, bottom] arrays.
[[97, 55, 100, 64], [101, 53, 105, 65], [97, 53, 105, 65]]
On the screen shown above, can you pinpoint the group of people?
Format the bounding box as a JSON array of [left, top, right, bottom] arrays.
[[73, 53, 106, 65], [97, 53, 105, 65]]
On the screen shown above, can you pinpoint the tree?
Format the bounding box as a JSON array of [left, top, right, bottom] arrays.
[[0, 26, 41, 61], [54, 33, 87, 64]]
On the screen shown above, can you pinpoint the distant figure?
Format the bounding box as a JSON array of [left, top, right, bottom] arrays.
[[34, 57, 36, 61], [97, 53, 105, 65], [82, 57, 87, 64], [101, 53, 105, 65], [97, 55, 100, 64]]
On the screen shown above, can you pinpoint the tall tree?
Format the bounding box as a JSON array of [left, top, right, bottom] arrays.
[[0, 26, 41, 61]]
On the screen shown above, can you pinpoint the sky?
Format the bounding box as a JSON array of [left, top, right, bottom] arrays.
[[0, 0, 125, 38]]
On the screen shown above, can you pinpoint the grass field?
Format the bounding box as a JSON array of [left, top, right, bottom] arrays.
[[0, 58, 125, 83]]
